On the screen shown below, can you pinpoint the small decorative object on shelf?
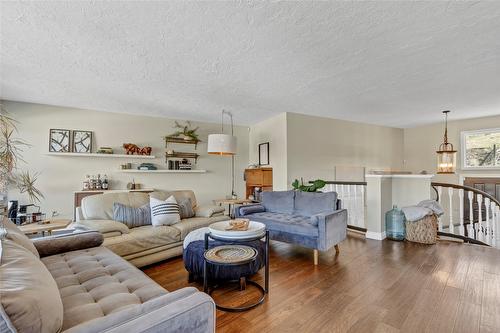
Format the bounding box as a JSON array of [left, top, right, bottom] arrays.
[[127, 179, 141, 190], [165, 150, 199, 164], [72, 130, 93, 153], [138, 163, 157, 170], [120, 163, 132, 169], [97, 147, 113, 154], [123, 143, 152, 155]]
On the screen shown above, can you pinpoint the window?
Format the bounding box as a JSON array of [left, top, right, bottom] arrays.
[[461, 128, 500, 169]]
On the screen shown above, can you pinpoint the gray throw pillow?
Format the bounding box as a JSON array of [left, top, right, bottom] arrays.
[[178, 198, 195, 219], [113, 203, 151, 228]]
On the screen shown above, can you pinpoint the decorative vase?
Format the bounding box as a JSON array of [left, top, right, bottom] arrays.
[[385, 205, 406, 241]]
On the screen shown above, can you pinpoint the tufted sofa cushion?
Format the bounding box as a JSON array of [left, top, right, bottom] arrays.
[[248, 212, 319, 237], [41, 246, 168, 331]]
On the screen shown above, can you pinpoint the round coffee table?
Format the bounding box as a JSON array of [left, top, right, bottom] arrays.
[[203, 221, 269, 312]]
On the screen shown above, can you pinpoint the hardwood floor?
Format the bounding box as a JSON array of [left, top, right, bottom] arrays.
[[143, 232, 500, 333]]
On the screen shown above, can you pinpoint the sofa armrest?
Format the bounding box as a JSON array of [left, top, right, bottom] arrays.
[[63, 287, 215, 333], [315, 209, 347, 252], [32, 231, 104, 257], [72, 219, 130, 235], [195, 205, 225, 218], [235, 204, 265, 217]]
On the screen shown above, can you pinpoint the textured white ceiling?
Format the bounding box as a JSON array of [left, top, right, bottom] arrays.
[[1, 1, 500, 128]]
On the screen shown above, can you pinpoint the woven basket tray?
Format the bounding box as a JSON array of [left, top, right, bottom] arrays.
[[405, 214, 438, 244]]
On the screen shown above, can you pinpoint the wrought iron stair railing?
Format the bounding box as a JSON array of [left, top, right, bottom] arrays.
[[432, 182, 500, 247]]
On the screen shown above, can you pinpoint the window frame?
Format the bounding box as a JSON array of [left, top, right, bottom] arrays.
[[461, 127, 500, 170]]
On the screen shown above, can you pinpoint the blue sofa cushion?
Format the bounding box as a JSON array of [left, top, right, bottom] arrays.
[[248, 212, 319, 237], [294, 191, 338, 216], [261, 190, 295, 214], [239, 204, 266, 216]]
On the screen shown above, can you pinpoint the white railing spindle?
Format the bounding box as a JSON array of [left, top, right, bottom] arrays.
[[448, 187, 454, 234], [477, 194, 483, 242], [468, 191, 474, 238], [437, 186, 443, 231], [485, 197, 491, 245], [458, 189, 464, 236], [490, 201, 496, 247]]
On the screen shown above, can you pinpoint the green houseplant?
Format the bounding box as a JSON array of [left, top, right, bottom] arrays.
[[291, 178, 326, 192], [168, 121, 200, 141], [0, 104, 43, 211]]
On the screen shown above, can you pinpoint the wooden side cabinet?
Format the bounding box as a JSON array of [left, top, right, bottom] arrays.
[[245, 168, 273, 200]]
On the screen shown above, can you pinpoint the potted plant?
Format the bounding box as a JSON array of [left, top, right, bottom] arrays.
[[291, 178, 326, 192], [169, 121, 200, 141], [0, 104, 43, 216]]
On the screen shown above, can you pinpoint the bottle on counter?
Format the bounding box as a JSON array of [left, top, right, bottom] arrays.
[[102, 174, 109, 190], [89, 175, 96, 190], [83, 175, 90, 190], [96, 174, 102, 190]]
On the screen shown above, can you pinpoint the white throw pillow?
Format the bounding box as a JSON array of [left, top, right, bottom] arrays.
[[150, 196, 180, 226]]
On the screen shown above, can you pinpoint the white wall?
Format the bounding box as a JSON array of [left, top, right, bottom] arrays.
[[248, 113, 288, 190], [286, 113, 404, 186], [404, 114, 500, 184], [4, 101, 249, 219]]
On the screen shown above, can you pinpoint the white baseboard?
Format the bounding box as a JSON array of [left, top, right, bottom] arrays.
[[365, 231, 386, 240]]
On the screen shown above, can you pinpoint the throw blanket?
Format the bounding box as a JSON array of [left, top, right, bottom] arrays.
[[183, 227, 211, 249], [402, 200, 444, 222]]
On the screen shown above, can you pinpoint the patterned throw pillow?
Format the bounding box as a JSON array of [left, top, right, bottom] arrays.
[[150, 196, 181, 226], [113, 203, 151, 228], [178, 198, 195, 219]]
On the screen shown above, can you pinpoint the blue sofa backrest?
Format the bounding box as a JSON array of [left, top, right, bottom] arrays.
[[294, 191, 338, 216], [261, 190, 295, 214], [261, 190, 338, 216]]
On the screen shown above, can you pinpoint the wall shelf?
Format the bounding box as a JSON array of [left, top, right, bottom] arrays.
[[45, 152, 156, 159], [116, 169, 206, 174], [165, 136, 200, 149]]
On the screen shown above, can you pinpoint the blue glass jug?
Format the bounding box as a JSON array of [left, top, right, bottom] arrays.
[[385, 205, 406, 241]]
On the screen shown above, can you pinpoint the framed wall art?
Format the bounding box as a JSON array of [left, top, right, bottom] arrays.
[[259, 142, 270, 166], [49, 129, 71, 152], [72, 130, 93, 153]]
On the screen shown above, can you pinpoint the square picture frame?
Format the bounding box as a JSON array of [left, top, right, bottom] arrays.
[[259, 142, 270, 166], [49, 129, 71, 153], [72, 130, 93, 153]]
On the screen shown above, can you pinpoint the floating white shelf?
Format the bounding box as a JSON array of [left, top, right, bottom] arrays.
[[116, 169, 207, 174], [45, 152, 156, 159]]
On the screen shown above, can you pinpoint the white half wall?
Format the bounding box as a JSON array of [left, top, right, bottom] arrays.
[[286, 113, 404, 186], [248, 113, 288, 190], [3, 101, 249, 219]]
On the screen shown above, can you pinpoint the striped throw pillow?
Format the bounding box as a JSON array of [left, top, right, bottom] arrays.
[[113, 203, 151, 228], [150, 196, 181, 226]]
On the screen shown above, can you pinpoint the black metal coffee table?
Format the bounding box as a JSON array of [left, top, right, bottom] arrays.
[[203, 230, 270, 312]]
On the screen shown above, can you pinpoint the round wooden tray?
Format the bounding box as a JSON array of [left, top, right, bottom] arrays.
[[204, 245, 257, 265]]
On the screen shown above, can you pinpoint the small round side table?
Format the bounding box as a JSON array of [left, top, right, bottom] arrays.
[[203, 228, 269, 312]]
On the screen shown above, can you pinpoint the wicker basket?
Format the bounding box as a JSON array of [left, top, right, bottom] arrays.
[[405, 214, 438, 244]]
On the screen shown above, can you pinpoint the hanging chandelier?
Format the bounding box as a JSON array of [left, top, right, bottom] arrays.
[[436, 110, 457, 174]]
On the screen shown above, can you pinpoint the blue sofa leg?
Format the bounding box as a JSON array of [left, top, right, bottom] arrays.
[[314, 249, 319, 265], [335, 244, 340, 254]]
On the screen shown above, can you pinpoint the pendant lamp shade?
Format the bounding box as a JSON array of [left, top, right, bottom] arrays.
[[207, 134, 237, 155], [436, 110, 457, 174]]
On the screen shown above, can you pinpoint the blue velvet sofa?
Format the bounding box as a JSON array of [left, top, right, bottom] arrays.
[[235, 190, 347, 265]]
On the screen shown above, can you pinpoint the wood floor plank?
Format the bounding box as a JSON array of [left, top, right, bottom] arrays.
[[142, 236, 500, 333]]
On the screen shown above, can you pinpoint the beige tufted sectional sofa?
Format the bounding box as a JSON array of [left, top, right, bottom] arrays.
[[73, 190, 227, 267], [0, 218, 215, 333]]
